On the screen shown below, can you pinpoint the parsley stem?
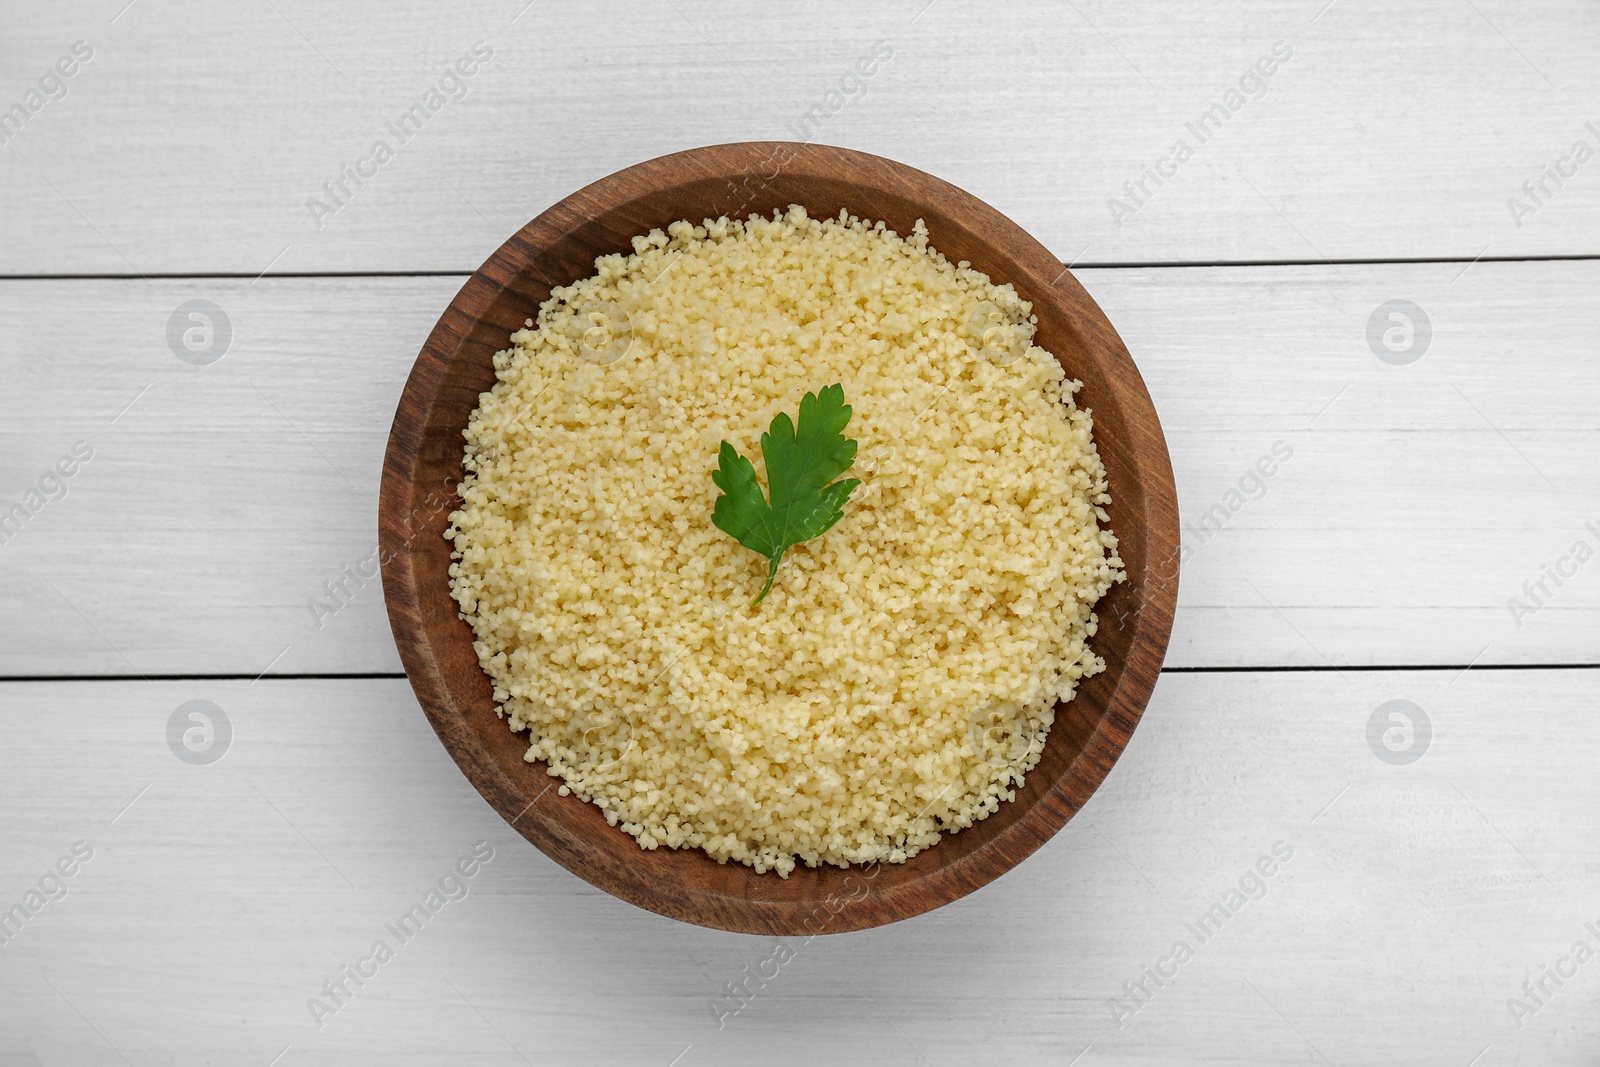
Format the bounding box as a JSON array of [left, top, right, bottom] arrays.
[[753, 550, 785, 605]]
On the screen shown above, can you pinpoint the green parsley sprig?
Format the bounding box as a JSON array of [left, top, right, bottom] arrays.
[[711, 384, 862, 605]]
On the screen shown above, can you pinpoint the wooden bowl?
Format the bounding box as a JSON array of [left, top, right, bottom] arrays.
[[381, 142, 1178, 934]]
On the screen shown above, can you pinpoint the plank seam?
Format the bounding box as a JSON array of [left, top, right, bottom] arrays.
[[1, 663, 1595, 683], [4, 252, 1600, 282]]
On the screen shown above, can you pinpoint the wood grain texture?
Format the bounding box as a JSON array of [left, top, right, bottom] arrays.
[[2, 0, 1598, 274], [1, 672, 1596, 1065], [379, 142, 1178, 933], [3, 259, 1597, 678]]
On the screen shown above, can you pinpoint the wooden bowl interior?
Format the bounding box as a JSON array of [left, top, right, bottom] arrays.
[[385, 145, 1175, 933]]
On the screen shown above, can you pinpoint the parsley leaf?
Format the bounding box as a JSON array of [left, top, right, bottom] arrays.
[[711, 384, 862, 604]]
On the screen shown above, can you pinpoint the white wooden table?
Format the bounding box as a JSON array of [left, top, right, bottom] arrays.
[[3, 2, 1597, 1064]]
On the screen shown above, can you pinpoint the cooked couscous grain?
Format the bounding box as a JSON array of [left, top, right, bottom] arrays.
[[447, 206, 1122, 876]]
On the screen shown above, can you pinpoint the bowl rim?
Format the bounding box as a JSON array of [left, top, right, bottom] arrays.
[[380, 141, 1179, 934]]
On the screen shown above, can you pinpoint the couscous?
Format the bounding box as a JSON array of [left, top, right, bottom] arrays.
[[447, 206, 1122, 876]]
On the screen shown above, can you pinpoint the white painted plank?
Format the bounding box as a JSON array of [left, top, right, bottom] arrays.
[[0, 671, 1593, 1065], [1, 0, 1598, 274], [2, 260, 1598, 676]]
